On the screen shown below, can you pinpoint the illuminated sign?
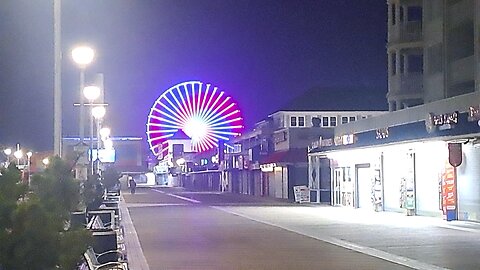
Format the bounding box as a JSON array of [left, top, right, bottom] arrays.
[[425, 111, 458, 133], [146, 81, 244, 157], [375, 128, 389, 139], [468, 106, 480, 121], [442, 163, 457, 220], [334, 134, 355, 146]]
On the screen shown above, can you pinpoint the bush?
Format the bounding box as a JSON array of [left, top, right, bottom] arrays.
[[0, 157, 92, 269]]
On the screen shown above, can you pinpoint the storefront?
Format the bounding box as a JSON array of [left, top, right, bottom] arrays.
[[309, 107, 480, 221]]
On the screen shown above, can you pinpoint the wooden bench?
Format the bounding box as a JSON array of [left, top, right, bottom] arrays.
[[82, 247, 127, 270]]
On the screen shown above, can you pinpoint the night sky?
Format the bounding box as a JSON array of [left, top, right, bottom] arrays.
[[0, 0, 387, 151]]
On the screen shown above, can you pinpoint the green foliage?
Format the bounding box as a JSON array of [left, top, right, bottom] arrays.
[[0, 157, 93, 269]]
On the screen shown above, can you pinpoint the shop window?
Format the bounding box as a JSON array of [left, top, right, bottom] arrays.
[[349, 116, 356, 122], [290, 116, 297, 127], [322, 117, 329, 127], [298, 116, 305, 127], [330, 117, 337, 127], [341, 116, 348, 124]]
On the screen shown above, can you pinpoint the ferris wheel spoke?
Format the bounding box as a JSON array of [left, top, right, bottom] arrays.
[[211, 130, 241, 136], [183, 83, 195, 118], [196, 83, 203, 117], [209, 117, 243, 128], [205, 102, 236, 124], [171, 88, 192, 120], [151, 106, 186, 126], [208, 132, 230, 141], [146, 129, 179, 134], [198, 84, 211, 119], [200, 88, 221, 119], [156, 100, 188, 124], [148, 115, 184, 127], [206, 109, 240, 126], [204, 96, 230, 122], [162, 96, 189, 123], [176, 86, 193, 118]]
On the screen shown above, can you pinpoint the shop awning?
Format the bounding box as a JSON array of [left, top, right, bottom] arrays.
[[260, 148, 307, 165]]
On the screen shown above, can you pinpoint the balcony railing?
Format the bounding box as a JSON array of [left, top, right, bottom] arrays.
[[389, 21, 422, 44]]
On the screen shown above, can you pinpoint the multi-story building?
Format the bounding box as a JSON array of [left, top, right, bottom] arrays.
[[310, 1, 480, 221], [225, 86, 387, 201], [387, 0, 480, 111]]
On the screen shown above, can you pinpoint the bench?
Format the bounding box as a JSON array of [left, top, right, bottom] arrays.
[[82, 247, 127, 270]]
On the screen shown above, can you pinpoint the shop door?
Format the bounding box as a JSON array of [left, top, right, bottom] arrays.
[[333, 168, 342, 206], [356, 165, 372, 209]]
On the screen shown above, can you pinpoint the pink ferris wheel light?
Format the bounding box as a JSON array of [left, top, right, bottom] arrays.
[[146, 81, 244, 157]]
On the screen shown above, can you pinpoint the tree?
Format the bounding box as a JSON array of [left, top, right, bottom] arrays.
[[0, 157, 92, 269]]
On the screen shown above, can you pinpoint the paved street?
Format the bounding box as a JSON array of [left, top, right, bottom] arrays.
[[121, 187, 480, 270]]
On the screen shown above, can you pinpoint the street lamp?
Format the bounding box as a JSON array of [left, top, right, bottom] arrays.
[[83, 85, 101, 175], [26, 151, 32, 185], [3, 148, 12, 167], [99, 127, 111, 141], [13, 150, 23, 166], [72, 46, 95, 144], [42, 157, 50, 167], [92, 106, 106, 174]]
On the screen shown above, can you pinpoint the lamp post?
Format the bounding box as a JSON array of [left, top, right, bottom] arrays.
[[42, 157, 50, 167], [3, 148, 12, 167], [92, 106, 106, 174], [13, 149, 23, 166], [26, 151, 32, 185], [72, 46, 95, 144], [83, 85, 101, 175]]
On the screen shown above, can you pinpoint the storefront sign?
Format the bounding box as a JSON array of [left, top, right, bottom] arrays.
[[426, 111, 459, 133], [375, 127, 389, 139], [468, 106, 480, 122], [448, 143, 462, 167], [442, 164, 457, 221], [334, 134, 355, 146], [293, 185, 310, 203]]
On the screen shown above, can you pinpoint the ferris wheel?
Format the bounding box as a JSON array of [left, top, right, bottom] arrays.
[[147, 81, 244, 157]]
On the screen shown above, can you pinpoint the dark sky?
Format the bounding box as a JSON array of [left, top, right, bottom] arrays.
[[0, 0, 387, 151]]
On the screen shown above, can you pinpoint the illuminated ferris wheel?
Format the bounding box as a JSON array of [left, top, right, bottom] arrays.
[[147, 81, 244, 157]]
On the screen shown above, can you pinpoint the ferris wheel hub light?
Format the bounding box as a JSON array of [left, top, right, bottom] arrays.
[[184, 117, 208, 143]]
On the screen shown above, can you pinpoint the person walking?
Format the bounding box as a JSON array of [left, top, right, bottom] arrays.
[[129, 177, 137, 194]]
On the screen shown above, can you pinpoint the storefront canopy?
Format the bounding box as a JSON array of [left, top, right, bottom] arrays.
[[260, 148, 307, 165]]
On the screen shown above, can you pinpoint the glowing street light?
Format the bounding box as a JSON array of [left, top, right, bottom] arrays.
[[104, 138, 113, 150], [83, 85, 101, 101], [42, 158, 50, 167], [72, 45, 95, 146], [3, 148, 12, 167], [72, 46, 95, 67], [99, 127, 111, 140], [91, 106, 106, 174], [14, 150, 23, 165]]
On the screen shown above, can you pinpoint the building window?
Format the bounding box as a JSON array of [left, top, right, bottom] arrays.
[[330, 117, 337, 127], [361, 115, 367, 119], [391, 53, 397, 75], [322, 117, 329, 127], [349, 116, 356, 122], [290, 116, 297, 127], [298, 116, 305, 127], [391, 4, 396, 25], [341, 116, 348, 124]]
